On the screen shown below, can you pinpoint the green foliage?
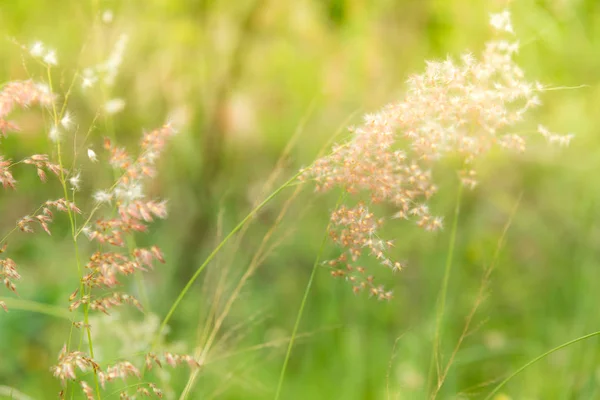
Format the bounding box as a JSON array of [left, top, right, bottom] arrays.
[[1, 0, 600, 399]]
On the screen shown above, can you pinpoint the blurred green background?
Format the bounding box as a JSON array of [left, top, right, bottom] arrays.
[[1, 0, 600, 398]]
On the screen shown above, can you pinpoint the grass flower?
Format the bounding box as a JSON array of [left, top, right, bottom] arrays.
[[43, 49, 58, 66], [0, 4, 581, 399], [0, 80, 54, 135], [60, 111, 74, 130], [50, 345, 100, 386], [100, 34, 129, 86], [87, 148, 98, 162], [104, 98, 126, 114], [301, 10, 572, 295], [29, 41, 44, 57], [1, 251, 20, 295], [48, 125, 62, 142]]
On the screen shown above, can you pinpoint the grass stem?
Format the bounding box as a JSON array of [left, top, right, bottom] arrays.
[[151, 172, 303, 351], [274, 192, 344, 400], [427, 182, 463, 395], [484, 330, 600, 399]]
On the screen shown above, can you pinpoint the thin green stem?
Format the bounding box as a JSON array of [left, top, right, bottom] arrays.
[[179, 185, 304, 399], [273, 255, 321, 400], [427, 183, 463, 394], [484, 330, 600, 399], [274, 192, 344, 400], [47, 66, 102, 399], [150, 171, 303, 351], [0, 386, 33, 400], [0, 297, 79, 320], [430, 193, 522, 399]]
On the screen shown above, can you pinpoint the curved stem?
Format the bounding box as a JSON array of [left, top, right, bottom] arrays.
[[274, 192, 343, 400], [430, 193, 522, 399], [484, 330, 600, 399], [427, 183, 463, 394], [0, 297, 79, 320], [151, 171, 303, 351], [47, 66, 101, 398], [273, 238, 323, 400]]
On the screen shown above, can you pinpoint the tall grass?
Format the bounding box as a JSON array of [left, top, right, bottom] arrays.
[[0, 3, 592, 399]]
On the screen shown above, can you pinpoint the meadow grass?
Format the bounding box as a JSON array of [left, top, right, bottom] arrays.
[[1, 1, 600, 399]]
